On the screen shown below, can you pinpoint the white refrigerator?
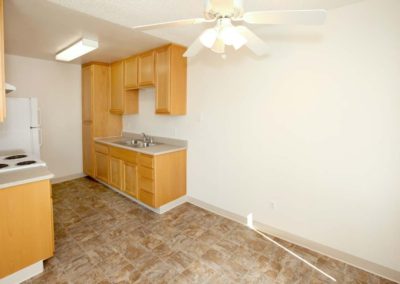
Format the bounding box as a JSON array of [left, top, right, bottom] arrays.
[[0, 97, 42, 158]]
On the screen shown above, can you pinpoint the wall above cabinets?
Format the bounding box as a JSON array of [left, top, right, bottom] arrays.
[[109, 43, 187, 116]]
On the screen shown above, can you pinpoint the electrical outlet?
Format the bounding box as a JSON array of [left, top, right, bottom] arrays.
[[270, 201, 276, 209]]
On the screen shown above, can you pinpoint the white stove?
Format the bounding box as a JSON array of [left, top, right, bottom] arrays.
[[0, 154, 46, 173]]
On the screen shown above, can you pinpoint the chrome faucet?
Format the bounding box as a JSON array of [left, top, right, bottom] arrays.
[[142, 132, 153, 143]]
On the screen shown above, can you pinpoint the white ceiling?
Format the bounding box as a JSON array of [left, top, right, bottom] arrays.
[[5, 0, 364, 64], [5, 0, 167, 64]]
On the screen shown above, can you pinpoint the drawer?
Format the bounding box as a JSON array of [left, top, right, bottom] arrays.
[[139, 166, 154, 180], [139, 177, 154, 193], [109, 146, 137, 164], [94, 143, 109, 154], [139, 189, 155, 207], [139, 154, 154, 168]]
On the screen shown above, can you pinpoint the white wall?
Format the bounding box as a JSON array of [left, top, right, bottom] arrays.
[[5, 55, 82, 180], [123, 0, 400, 276]]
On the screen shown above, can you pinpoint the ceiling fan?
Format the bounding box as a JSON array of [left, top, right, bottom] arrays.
[[132, 0, 327, 57]]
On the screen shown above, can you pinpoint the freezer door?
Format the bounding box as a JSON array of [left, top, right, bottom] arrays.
[[0, 98, 41, 157], [0, 98, 31, 131]]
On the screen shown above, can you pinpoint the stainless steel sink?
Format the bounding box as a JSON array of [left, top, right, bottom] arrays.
[[114, 139, 159, 148]]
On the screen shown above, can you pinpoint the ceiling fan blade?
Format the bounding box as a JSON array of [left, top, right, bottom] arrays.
[[132, 18, 208, 31], [236, 26, 268, 56], [183, 37, 204, 57], [243, 9, 327, 25]]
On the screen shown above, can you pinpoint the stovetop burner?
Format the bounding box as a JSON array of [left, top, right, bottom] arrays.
[[16, 160, 37, 166], [0, 154, 46, 173], [5, 154, 28, 160]]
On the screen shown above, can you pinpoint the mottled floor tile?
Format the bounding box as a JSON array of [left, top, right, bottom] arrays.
[[201, 248, 231, 271], [21, 177, 396, 284], [165, 250, 195, 273], [172, 259, 218, 283], [275, 254, 314, 284]]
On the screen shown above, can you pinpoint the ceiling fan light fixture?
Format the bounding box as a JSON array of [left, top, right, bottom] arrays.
[[219, 25, 247, 49], [199, 28, 218, 48], [163, 1, 327, 58], [211, 37, 225, 54], [232, 33, 247, 50]]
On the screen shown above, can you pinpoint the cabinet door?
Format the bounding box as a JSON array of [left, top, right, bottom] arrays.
[[0, 180, 54, 278], [110, 61, 124, 114], [155, 47, 171, 113], [0, 0, 5, 122], [82, 122, 94, 177], [138, 51, 155, 87], [124, 57, 138, 89], [109, 157, 123, 190], [95, 152, 109, 183], [82, 66, 93, 122], [124, 162, 138, 198]]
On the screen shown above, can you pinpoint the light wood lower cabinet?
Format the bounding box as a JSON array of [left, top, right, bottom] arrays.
[[0, 179, 54, 278], [95, 152, 109, 183], [94, 142, 186, 208], [109, 157, 123, 190], [123, 162, 138, 198], [82, 122, 94, 176]]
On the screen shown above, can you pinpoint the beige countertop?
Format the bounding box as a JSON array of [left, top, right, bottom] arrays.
[[95, 136, 187, 156], [0, 166, 54, 190]]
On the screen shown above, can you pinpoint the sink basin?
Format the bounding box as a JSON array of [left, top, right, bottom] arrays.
[[114, 139, 158, 148]]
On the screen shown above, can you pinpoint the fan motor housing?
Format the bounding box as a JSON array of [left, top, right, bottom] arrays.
[[204, 0, 244, 20]]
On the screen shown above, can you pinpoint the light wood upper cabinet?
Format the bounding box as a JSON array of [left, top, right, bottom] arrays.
[[0, 0, 5, 122], [155, 44, 187, 115], [105, 43, 187, 116], [110, 60, 139, 115], [124, 56, 138, 89], [82, 66, 93, 122], [138, 50, 155, 87], [110, 61, 124, 114], [155, 47, 170, 113]]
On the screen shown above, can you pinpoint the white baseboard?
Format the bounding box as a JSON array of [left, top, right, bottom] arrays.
[[51, 173, 85, 184], [187, 196, 400, 283], [0, 261, 43, 284]]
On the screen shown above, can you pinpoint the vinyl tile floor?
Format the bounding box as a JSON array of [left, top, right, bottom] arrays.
[[24, 177, 395, 284]]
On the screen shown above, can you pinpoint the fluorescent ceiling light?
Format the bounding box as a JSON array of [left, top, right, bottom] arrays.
[[55, 39, 98, 61]]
